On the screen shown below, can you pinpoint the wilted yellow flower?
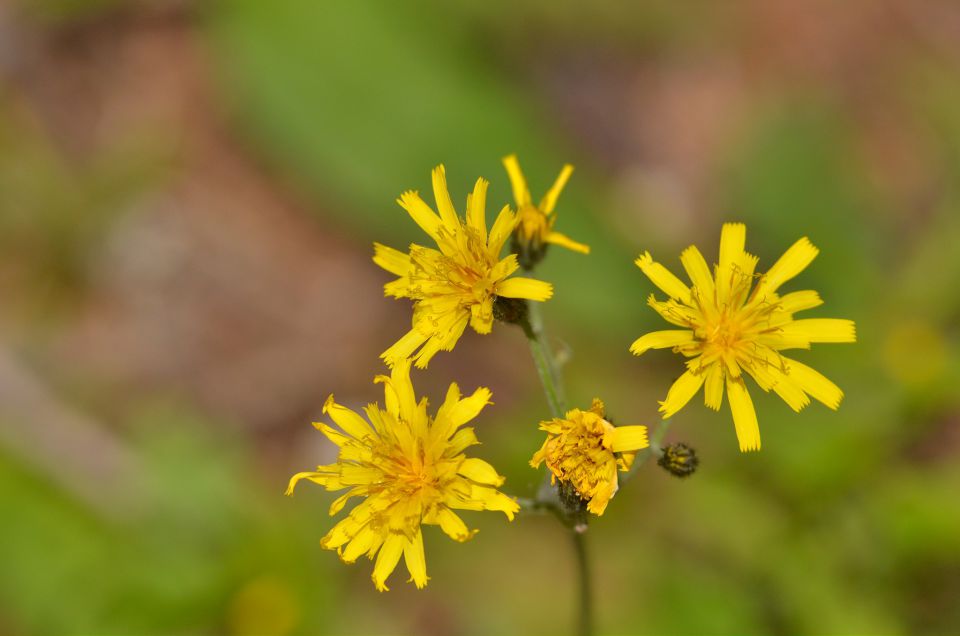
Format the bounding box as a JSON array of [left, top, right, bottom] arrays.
[[631, 223, 857, 452], [286, 359, 519, 591], [375, 165, 553, 368], [502, 154, 590, 268], [530, 399, 648, 515]]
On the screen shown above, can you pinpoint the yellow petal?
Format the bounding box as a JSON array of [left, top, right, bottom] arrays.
[[497, 277, 553, 301], [381, 328, 429, 368], [647, 295, 699, 327], [342, 525, 379, 563], [436, 310, 471, 348], [409, 398, 430, 440], [412, 313, 469, 369], [630, 330, 695, 356], [312, 422, 351, 446], [338, 465, 385, 486], [376, 358, 409, 417], [403, 530, 429, 589], [328, 487, 364, 516], [719, 222, 746, 274], [755, 236, 819, 298], [488, 204, 518, 255], [736, 250, 759, 280], [776, 290, 823, 314], [585, 479, 617, 516], [373, 242, 411, 276], [545, 231, 590, 254], [434, 507, 474, 542], [389, 359, 418, 422], [446, 387, 492, 430], [470, 298, 494, 334], [717, 223, 746, 302], [680, 244, 715, 298], [371, 534, 405, 592], [466, 177, 488, 241], [491, 254, 520, 281], [457, 457, 505, 487], [322, 499, 380, 548], [770, 371, 810, 413], [440, 382, 461, 412], [743, 350, 811, 412], [446, 426, 479, 455], [431, 384, 461, 440], [539, 164, 574, 214], [636, 251, 690, 301], [659, 369, 706, 418], [610, 425, 649, 452], [396, 191, 441, 243], [703, 362, 724, 410], [588, 398, 605, 417], [383, 278, 412, 299], [784, 357, 844, 409], [408, 337, 441, 370], [726, 376, 760, 452], [284, 471, 329, 495], [778, 319, 857, 344], [502, 154, 532, 206], [472, 487, 519, 520], [323, 395, 373, 440], [431, 164, 459, 227]]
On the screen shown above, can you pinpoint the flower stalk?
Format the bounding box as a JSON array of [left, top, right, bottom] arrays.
[[523, 300, 566, 417], [571, 529, 593, 636], [511, 298, 595, 636]]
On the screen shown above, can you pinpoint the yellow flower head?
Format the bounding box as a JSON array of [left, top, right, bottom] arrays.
[[530, 399, 648, 516], [375, 165, 553, 368], [286, 359, 519, 591], [631, 223, 857, 452], [502, 154, 590, 268]]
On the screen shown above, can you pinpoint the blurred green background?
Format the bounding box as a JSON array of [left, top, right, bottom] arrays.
[[1, 1, 959, 634]]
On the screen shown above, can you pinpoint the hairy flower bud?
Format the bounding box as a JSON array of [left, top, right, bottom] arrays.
[[657, 443, 699, 478]]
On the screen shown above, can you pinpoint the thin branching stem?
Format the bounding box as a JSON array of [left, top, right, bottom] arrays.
[[522, 300, 566, 417], [517, 300, 593, 636]]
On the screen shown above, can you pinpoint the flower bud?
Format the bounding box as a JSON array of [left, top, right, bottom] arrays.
[[493, 296, 530, 329], [657, 443, 699, 478], [512, 232, 550, 270]]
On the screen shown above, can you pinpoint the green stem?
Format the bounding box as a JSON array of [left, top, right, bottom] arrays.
[[571, 529, 593, 636], [518, 300, 593, 636], [523, 301, 566, 417]]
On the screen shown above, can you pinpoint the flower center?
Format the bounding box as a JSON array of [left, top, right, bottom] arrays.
[[707, 313, 744, 352], [398, 466, 432, 491], [409, 226, 497, 305], [386, 457, 439, 501]]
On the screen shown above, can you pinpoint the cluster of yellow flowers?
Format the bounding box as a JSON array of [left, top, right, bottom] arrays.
[[287, 156, 856, 591]]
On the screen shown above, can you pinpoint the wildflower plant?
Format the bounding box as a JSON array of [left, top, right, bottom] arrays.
[[287, 156, 856, 635]]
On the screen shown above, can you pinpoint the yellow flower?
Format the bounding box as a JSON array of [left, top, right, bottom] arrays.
[[530, 399, 648, 516], [375, 165, 553, 368], [502, 154, 590, 268], [630, 223, 857, 452], [286, 359, 519, 591]]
